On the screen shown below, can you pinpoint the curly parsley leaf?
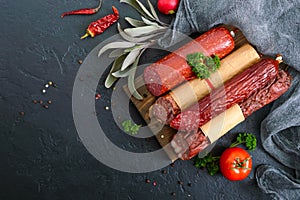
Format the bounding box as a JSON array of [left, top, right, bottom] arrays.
[[186, 52, 221, 79], [194, 154, 220, 176], [122, 120, 141, 135], [230, 133, 257, 150]]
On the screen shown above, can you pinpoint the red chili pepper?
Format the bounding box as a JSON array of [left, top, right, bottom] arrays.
[[61, 0, 103, 18], [80, 6, 119, 39]]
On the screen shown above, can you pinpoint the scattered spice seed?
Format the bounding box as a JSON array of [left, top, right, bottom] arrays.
[[187, 194, 191, 197], [95, 93, 101, 100], [47, 100, 52, 104], [105, 106, 109, 110], [39, 100, 43, 104], [53, 83, 57, 88], [145, 179, 151, 183], [170, 163, 175, 167], [178, 181, 183, 185], [171, 192, 176, 196], [161, 170, 167, 174], [19, 111, 25, 116], [78, 59, 83, 64], [45, 84, 49, 88], [160, 134, 165, 139], [44, 105, 49, 109], [48, 81, 53, 86], [153, 182, 157, 186], [32, 100, 38, 104], [41, 89, 47, 94]]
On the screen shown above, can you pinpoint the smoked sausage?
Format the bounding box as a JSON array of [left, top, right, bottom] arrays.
[[170, 58, 279, 131], [144, 27, 235, 96], [171, 69, 292, 160]]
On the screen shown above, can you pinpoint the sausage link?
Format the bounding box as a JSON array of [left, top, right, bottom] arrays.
[[173, 69, 291, 160], [151, 44, 259, 124], [170, 58, 279, 131], [144, 27, 234, 96]]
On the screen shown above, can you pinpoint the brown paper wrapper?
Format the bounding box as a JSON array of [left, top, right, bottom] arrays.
[[209, 44, 261, 88], [200, 104, 245, 143]]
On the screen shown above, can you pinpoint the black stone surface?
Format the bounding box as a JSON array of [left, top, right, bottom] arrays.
[[0, 0, 289, 199]]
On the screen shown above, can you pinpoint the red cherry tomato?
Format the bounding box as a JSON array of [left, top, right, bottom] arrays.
[[157, 0, 180, 15], [219, 147, 252, 181]]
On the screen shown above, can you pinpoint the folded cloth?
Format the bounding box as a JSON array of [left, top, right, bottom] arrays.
[[158, 0, 300, 198], [256, 165, 300, 200]]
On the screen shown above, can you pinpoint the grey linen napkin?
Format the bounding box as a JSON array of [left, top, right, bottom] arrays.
[[158, 0, 300, 199]]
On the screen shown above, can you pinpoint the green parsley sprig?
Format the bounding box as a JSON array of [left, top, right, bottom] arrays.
[[186, 52, 221, 79], [194, 133, 257, 175], [194, 154, 220, 176], [122, 120, 142, 135], [230, 133, 257, 150]]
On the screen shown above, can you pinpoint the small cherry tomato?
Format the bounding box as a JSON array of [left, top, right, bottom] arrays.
[[219, 147, 252, 181], [157, 0, 180, 15]]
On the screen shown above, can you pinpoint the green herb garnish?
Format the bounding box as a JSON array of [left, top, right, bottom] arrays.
[[186, 52, 221, 79], [230, 133, 257, 150], [122, 120, 142, 135], [194, 133, 257, 175], [194, 154, 220, 176]]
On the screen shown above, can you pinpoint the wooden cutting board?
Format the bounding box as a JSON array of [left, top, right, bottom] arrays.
[[123, 24, 252, 162]]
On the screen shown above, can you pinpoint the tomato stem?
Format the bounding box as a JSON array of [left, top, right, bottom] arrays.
[[231, 156, 252, 169]]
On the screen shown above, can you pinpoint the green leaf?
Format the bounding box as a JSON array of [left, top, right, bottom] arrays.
[[135, 0, 155, 20], [230, 133, 257, 150], [125, 17, 146, 27], [186, 52, 221, 79], [124, 25, 165, 37], [109, 48, 125, 58], [120, 0, 154, 20], [122, 120, 132, 132], [112, 67, 132, 78], [121, 120, 141, 135], [130, 124, 141, 135], [194, 154, 220, 175], [121, 48, 142, 71], [141, 16, 159, 27], [98, 41, 136, 57], [127, 49, 145, 100], [147, 0, 160, 21], [118, 23, 164, 43], [104, 54, 127, 88]]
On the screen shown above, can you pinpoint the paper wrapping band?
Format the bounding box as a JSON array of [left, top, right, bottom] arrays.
[[170, 44, 260, 111], [200, 104, 245, 143], [208, 44, 261, 88]]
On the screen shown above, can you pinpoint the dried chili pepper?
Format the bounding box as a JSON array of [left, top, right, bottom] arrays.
[[61, 0, 103, 18], [80, 6, 119, 39]]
